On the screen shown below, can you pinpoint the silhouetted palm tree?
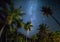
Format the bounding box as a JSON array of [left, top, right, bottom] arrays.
[[0, 4, 25, 37], [24, 21, 33, 31], [0, 0, 14, 41], [38, 24, 49, 42], [41, 6, 60, 26]]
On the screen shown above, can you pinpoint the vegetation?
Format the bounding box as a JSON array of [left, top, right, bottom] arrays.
[[41, 6, 60, 26], [0, 0, 33, 42], [0, 0, 60, 42]]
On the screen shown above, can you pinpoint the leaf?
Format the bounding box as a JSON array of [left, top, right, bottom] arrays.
[[10, 26, 13, 32], [24, 22, 33, 31], [32, 35, 38, 39], [20, 21, 25, 28]]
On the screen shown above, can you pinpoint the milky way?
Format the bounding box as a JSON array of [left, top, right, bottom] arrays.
[[14, 0, 60, 38]]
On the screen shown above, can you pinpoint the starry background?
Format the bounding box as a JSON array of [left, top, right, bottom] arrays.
[[14, 0, 60, 38]]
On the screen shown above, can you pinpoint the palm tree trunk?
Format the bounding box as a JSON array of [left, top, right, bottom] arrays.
[[50, 15, 60, 26], [16, 28, 18, 42], [0, 24, 6, 37], [0, 0, 7, 37]]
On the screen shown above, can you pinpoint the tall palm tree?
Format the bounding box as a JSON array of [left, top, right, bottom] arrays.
[[0, 5, 25, 37], [38, 24, 49, 42], [19, 21, 33, 42], [0, 0, 14, 42], [41, 6, 60, 26]]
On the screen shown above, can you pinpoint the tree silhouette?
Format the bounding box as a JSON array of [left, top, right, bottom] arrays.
[[37, 24, 49, 42], [0, 0, 25, 38], [0, 0, 14, 41], [41, 6, 60, 26], [24, 21, 33, 31]]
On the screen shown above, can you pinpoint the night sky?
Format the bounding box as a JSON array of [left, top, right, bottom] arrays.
[[14, 0, 60, 38]]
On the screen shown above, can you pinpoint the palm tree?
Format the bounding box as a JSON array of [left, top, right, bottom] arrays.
[[0, 4, 25, 37], [24, 21, 33, 31], [0, 0, 14, 42], [38, 24, 49, 42], [41, 6, 60, 26]]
